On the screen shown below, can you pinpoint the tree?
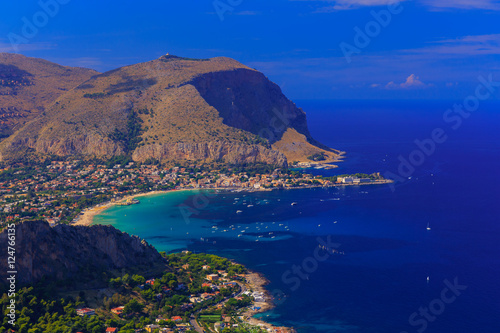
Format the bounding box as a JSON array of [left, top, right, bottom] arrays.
[[123, 299, 144, 315]]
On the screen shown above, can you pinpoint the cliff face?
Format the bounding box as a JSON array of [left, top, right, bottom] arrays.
[[132, 141, 287, 167], [191, 69, 311, 144], [0, 55, 339, 165], [0, 221, 163, 285]]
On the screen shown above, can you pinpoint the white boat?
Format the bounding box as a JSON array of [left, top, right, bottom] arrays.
[[426, 222, 431, 231], [291, 202, 298, 206], [236, 210, 243, 214]]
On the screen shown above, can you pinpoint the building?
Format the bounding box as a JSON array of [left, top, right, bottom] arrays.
[[76, 308, 95, 316], [339, 177, 354, 184], [105, 328, 118, 333], [111, 306, 125, 315], [207, 274, 219, 281], [145, 324, 160, 333]]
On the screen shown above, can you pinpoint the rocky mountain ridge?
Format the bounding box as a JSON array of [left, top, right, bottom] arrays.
[[0, 221, 164, 286]]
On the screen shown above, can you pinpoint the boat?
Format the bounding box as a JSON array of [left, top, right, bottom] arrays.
[[236, 210, 243, 214], [426, 222, 431, 231], [291, 202, 298, 206]]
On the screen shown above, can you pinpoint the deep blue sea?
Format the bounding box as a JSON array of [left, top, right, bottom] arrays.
[[95, 100, 500, 333]]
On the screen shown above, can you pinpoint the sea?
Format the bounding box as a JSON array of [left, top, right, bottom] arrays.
[[94, 100, 500, 333]]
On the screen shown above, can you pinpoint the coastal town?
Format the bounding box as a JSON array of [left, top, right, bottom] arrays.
[[0, 249, 296, 333], [0, 158, 390, 332], [0, 159, 390, 229]]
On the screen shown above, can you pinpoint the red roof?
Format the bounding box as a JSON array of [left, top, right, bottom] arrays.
[[106, 328, 118, 333], [171, 316, 183, 321]]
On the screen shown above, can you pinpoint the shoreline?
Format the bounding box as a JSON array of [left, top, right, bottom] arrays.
[[72, 180, 393, 227], [70, 179, 391, 331], [242, 271, 296, 332], [71, 189, 197, 226]]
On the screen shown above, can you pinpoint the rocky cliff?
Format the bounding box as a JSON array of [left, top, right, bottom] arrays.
[[132, 141, 287, 167], [0, 221, 164, 286]]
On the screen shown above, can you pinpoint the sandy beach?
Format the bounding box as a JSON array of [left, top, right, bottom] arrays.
[[72, 180, 392, 227], [72, 190, 176, 226], [71, 186, 279, 227]]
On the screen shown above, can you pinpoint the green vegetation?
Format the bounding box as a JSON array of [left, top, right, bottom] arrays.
[[108, 110, 144, 153], [159, 55, 210, 62], [0, 252, 261, 333], [307, 152, 326, 161]]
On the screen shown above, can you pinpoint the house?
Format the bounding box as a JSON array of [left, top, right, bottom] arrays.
[[145, 324, 160, 332], [111, 306, 125, 315], [206, 274, 219, 281], [105, 328, 118, 333], [76, 308, 95, 316], [171, 316, 183, 322]]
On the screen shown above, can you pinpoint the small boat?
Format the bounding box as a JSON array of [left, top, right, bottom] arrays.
[[236, 210, 243, 214], [291, 202, 298, 206], [426, 222, 431, 231]]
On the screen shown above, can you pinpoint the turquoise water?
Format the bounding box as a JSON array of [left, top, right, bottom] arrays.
[[94, 100, 500, 332]]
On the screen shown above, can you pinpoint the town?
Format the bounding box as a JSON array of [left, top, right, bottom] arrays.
[[0, 159, 390, 229], [0, 251, 297, 333]]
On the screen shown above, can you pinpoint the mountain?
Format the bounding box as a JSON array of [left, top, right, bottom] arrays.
[[0, 53, 98, 139], [0, 220, 164, 286], [0, 54, 341, 166]]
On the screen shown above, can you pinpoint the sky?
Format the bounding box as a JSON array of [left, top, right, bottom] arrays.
[[1, 0, 499, 100]]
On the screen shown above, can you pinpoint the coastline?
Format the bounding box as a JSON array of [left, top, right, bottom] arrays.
[[70, 179, 390, 332], [72, 180, 393, 227], [243, 271, 296, 332], [71, 190, 188, 226]]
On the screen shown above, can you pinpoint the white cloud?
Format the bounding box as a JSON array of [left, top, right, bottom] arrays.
[[291, 0, 405, 11], [421, 0, 500, 11], [384, 74, 432, 89], [292, 0, 500, 11], [0, 41, 56, 53], [405, 34, 500, 56], [235, 11, 261, 15]]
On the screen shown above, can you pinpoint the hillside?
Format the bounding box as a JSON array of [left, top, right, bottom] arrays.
[[0, 53, 98, 139], [0, 220, 164, 286], [0, 54, 340, 166]]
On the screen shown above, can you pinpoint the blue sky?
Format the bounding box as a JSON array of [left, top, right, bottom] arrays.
[[1, 0, 499, 100]]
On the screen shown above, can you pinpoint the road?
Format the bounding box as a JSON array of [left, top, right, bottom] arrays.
[[189, 282, 246, 333], [190, 315, 204, 333]]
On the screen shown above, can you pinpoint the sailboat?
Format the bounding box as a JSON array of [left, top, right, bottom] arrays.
[[426, 222, 431, 231]]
